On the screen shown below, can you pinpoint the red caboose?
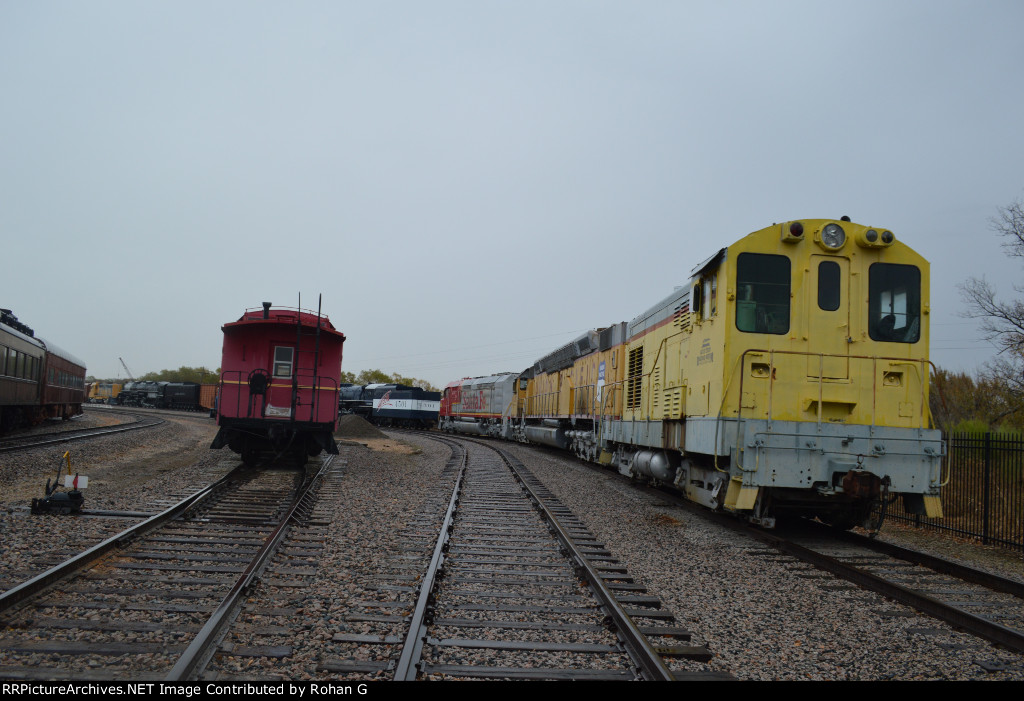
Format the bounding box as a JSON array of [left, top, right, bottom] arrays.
[[211, 301, 345, 466]]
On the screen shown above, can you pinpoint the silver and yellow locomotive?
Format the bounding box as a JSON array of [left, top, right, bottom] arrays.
[[442, 218, 943, 528]]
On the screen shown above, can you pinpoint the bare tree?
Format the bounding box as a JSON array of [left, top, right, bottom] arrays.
[[958, 196, 1024, 425], [961, 196, 1024, 356]]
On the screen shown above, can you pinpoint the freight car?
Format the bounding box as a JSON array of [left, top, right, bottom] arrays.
[[440, 218, 945, 530], [211, 301, 344, 466], [0, 309, 86, 431]]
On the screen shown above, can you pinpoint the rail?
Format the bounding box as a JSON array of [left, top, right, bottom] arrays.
[[499, 447, 675, 680], [167, 456, 336, 680], [393, 446, 468, 680], [0, 467, 239, 615]]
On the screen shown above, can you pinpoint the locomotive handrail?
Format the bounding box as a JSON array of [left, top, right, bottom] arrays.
[[638, 336, 668, 419], [596, 382, 624, 449], [712, 353, 751, 473]]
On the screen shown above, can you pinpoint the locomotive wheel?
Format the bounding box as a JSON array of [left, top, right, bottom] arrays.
[[242, 450, 259, 467], [823, 502, 873, 531]]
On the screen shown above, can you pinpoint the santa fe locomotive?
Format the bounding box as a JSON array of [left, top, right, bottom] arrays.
[[211, 302, 345, 466], [440, 218, 945, 529], [1, 309, 86, 432]]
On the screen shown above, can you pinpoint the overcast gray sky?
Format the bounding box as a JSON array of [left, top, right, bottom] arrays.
[[3, 1, 1022, 388]]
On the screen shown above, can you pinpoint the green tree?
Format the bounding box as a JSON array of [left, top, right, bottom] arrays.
[[342, 368, 439, 391], [930, 367, 1024, 432], [135, 366, 220, 384]]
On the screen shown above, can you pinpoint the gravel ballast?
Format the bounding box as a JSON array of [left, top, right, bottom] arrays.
[[4, 415, 1023, 681]]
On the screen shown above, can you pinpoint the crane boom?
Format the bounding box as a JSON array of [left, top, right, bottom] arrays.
[[119, 357, 135, 381]]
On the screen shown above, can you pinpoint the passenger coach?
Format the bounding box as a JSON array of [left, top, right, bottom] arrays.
[[1, 309, 85, 431]]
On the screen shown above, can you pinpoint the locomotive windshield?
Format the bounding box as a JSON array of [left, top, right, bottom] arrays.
[[735, 253, 791, 335], [868, 263, 921, 343]]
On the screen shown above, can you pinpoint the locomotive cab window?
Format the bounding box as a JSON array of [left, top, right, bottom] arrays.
[[273, 346, 294, 377], [692, 272, 719, 321], [869, 263, 921, 343], [735, 253, 791, 334]]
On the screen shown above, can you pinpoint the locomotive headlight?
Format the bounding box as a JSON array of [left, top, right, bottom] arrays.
[[856, 227, 894, 248], [820, 223, 846, 249]]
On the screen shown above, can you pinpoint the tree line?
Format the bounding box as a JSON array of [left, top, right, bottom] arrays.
[[87, 365, 439, 392]]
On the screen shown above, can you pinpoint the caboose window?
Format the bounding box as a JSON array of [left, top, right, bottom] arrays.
[[735, 253, 791, 334], [273, 346, 294, 377], [818, 261, 841, 311], [869, 264, 921, 343]]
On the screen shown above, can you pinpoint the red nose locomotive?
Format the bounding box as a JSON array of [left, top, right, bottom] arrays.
[[211, 302, 345, 467]]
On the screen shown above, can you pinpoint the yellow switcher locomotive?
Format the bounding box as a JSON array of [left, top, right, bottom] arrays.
[[441, 218, 944, 529]]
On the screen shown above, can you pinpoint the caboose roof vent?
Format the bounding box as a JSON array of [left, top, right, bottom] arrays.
[[262, 302, 272, 319]]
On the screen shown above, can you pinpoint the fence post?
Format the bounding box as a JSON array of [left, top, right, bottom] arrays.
[[983, 432, 992, 546]]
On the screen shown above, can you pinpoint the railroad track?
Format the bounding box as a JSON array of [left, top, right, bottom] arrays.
[[323, 433, 730, 681], [750, 520, 1024, 659], [0, 456, 340, 681], [607, 469, 1024, 664], [0, 414, 164, 453]]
